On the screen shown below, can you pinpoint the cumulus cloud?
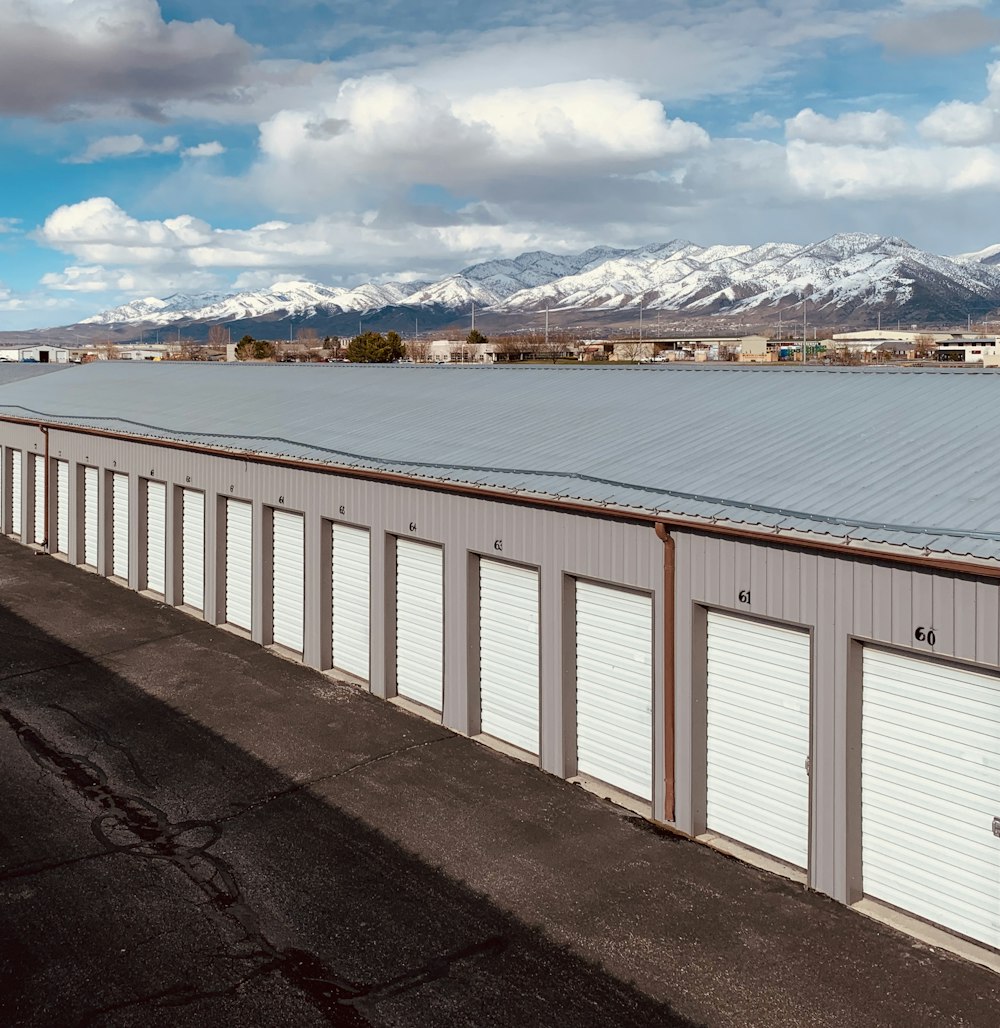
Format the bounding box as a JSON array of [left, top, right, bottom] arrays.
[[785, 107, 905, 146], [738, 111, 781, 133], [182, 141, 226, 158], [66, 134, 179, 164], [36, 196, 595, 286], [0, 0, 254, 115], [40, 263, 221, 294], [786, 139, 1000, 198], [246, 75, 708, 211], [919, 100, 998, 144], [876, 6, 1000, 55]]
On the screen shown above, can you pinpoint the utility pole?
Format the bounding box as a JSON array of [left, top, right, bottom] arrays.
[[802, 300, 807, 363], [877, 311, 881, 332], [545, 304, 549, 348], [471, 302, 476, 332], [639, 297, 643, 343]]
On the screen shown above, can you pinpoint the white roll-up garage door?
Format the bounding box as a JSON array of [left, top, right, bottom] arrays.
[[145, 481, 166, 594], [705, 611, 811, 869], [575, 581, 653, 800], [331, 523, 370, 680], [10, 450, 22, 536], [55, 460, 69, 554], [479, 559, 540, 754], [111, 472, 129, 580], [395, 539, 443, 711], [181, 489, 204, 610], [32, 454, 45, 544], [225, 499, 253, 631], [271, 510, 304, 653], [82, 467, 98, 567], [862, 648, 1000, 950]]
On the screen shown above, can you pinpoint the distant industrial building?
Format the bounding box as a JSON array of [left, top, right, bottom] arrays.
[[0, 362, 998, 962], [0, 344, 71, 364]]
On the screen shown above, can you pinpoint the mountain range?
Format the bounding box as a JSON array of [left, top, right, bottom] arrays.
[[76, 234, 1000, 337]]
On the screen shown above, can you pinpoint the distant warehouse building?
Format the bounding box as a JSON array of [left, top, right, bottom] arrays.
[[0, 344, 71, 364], [0, 362, 998, 959]]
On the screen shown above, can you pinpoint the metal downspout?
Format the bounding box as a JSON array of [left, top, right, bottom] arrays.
[[39, 425, 49, 552], [654, 522, 675, 822]]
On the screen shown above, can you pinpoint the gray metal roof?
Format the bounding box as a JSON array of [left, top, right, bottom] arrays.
[[0, 363, 74, 387], [0, 361, 998, 563]]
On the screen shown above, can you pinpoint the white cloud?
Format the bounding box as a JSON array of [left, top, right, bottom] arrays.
[[785, 107, 905, 146], [919, 100, 998, 144], [786, 139, 1000, 197], [66, 134, 179, 164], [0, 217, 21, 233], [181, 141, 226, 158], [738, 111, 781, 133], [244, 74, 708, 213], [41, 263, 222, 294], [36, 196, 597, 286], [40, 265, 121, 292]]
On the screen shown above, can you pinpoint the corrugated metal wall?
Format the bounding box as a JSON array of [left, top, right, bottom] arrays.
[[0, 424, 665, 813], [672, 528, 1000, 905], [5, 419, 1000, 928]]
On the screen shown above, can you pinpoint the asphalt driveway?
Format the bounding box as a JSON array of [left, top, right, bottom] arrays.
[[0, 537, 997, 1027]]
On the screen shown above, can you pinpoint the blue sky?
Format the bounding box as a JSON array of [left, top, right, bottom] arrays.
[[3, 0, 1000, 328]]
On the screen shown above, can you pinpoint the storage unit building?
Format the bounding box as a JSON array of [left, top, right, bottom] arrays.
[[0, 361, 999, 961]]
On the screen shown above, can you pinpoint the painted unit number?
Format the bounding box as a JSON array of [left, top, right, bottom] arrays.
[[914, 626, 937, 646], [738, 589, 751, 604]]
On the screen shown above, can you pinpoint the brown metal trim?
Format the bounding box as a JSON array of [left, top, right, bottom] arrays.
[[2, 413, 1000, 581], [654, 522, 676, 822]]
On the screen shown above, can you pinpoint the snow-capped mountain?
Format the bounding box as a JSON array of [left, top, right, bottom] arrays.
[[498, 234, 1000, 320], [80, 292, 236, 324], [82, 280, 423, 327], [78, 234, 1000, 331], [952, 243, 1000, 267]]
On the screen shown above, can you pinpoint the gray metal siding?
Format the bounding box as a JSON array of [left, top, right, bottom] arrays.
[[7, 418, 999, 937], [0, 423, 663, 811], [672, 528, 1000, 906]]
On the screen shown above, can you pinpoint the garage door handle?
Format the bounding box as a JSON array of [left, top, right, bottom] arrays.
[[993, 817, 1000, 839]]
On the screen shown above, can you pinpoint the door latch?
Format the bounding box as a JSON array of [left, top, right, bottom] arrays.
[[992, 816, 1000, 839]]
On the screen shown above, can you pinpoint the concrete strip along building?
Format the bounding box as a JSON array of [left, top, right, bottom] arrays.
[[0, 361, 998, 963]]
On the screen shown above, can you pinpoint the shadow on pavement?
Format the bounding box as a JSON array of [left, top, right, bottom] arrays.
[[0, 595, 699, 1028]]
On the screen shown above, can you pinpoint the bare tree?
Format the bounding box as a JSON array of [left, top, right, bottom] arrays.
[[207, 325, 229, 349], [913, 334, 936, 359], [615, 339, 647, 362], [491, 335, 525, 362], [406, 339, 431, 362]]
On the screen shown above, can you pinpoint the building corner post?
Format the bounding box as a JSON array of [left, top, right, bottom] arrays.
[[655, 521, 676, 822]]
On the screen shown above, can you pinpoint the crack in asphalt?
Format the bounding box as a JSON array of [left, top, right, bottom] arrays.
[[0, 624, 211, 688], [215, 732, 456, 827], [0, 706, 506, 1026], [0, 847, 114, 882], [49, 702, 158, 790]]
